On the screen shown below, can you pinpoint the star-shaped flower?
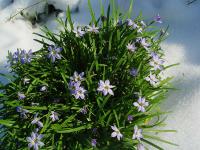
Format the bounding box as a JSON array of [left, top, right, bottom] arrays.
[[47, 45, 62, 63], [26, 132, 44, 150], [70, 72, 85, 83], [149, 52, 164, 71], [31, 113, 43, 128], [73, 27, 85, 37], [145, 72, 159, 86], [97, 80, 115, 96], [50, 111, 59, 122], [73, 86, 87, 100], [132, 125, 143, 140], [133, 97, 149, 112], [111, 125, 123, 141], [87, 24, 99, 34], [127, 43, 137, 52]]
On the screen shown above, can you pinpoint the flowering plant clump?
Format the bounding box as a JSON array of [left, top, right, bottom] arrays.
[[0, 1, 177, 149]]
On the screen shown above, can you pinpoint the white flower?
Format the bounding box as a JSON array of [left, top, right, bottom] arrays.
[[97, 80, 115, 96], [127, 43, 137, 52], [73, 86, 87, 100], [40, 85, 47, 92], [111, 125, 123, 141], [145, 72, 159, 86], [50, 111, 59, 122], [70, 71, 85, 82], [149, 52, 164, 71], [132, 125, 143, 140], [133, 97, 149, 112], [73, 27, 85, 37], [140, 38, 150, 50], [26, 132, 44, 150], [31, 113, 43, 128], [87, 24, 99, 34]]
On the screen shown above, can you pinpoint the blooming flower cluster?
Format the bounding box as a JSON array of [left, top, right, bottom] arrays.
[[149, 52, 165, 71], [73, 24, 100, 37], [0, 6, 174, 150], [69, 72, 87, 100], [8, 49, 33, 64]]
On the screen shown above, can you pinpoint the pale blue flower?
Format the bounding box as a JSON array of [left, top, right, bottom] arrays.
[[91, 139, 97, 147], [132, 125, 143, 140], [31, 113, 43, 128], [127, 115, 133, 123], [149, 52, 164, 71], [127, 43, 137, 52], [11, 50, 20, 63], [70, 71, 85, 83], [154, 14, 162, 23], [140, 38, 150, 50], [145, 72, 159, 86], [68, 81, 81, 94], [126, 19, 138, 29], [26, 132, 44, 150], [137, 143, 145, 150], [73, 86, 87, 100], [97, 80, 115, 96], [80, 106, 87, 114], [87, 24, 99, 34], [16, 106, 29, 119], [133, 97, 149, 112], [111, 125, 123, 141], [8, 49, 33, 64], [126, 19, 135, 27], [133, 23, 139, 29], [47, 45, 62, 63], [69, 71, 87, 99], [130, 68, 138, 77], [50, 111, 59, 122], [73, 27, 85, 37], [18, 92, 26, 100], [20, 49, 33, 64]]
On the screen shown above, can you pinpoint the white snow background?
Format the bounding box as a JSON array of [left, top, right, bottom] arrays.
[[0, 0, 200, 149]]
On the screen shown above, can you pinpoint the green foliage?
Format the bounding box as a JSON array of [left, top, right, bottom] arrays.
[[0, 1, 176, 150]]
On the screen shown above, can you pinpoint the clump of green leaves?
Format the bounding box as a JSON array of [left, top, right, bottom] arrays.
[[0, 0, 177, 149]]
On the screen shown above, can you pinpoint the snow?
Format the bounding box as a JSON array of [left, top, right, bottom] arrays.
[[1, 0, 200, 149]]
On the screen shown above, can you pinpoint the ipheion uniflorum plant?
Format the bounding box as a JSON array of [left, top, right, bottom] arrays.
[[0, 0, 177, 149]]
